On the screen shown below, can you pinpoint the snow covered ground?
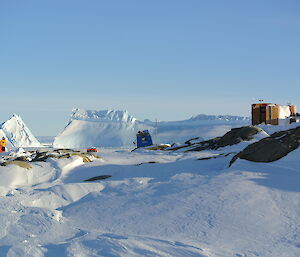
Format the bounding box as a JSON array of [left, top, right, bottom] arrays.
[[0, 138, 300, 256]]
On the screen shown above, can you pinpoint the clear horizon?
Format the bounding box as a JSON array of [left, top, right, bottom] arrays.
[[1, 0, 299, 135]]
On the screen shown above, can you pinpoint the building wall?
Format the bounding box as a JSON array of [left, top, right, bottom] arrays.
[[252, 104, 261, 125], [270, 105, 279, 125], [289, 105, 296, 115], [252, 103, 271, 125]]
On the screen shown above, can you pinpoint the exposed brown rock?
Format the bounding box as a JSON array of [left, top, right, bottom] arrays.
[[1, 149, 101, 168], [2, 161, 32, 169]]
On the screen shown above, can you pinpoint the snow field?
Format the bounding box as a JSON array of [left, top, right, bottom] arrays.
[[0, 141, 299, 256]]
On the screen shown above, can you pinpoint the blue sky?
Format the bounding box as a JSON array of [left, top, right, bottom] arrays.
[[0, 0, 299, 135]]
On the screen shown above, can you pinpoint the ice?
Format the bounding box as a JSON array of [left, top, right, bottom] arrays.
[[0, 114, 41, 148], [54, 109, 250, 148], [53, 109, 142, 148]]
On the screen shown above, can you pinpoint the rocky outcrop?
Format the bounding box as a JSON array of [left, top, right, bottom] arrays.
[[1, 148, 100, 168], [230, 126, 300, 166], [184, 126, 264, 152]]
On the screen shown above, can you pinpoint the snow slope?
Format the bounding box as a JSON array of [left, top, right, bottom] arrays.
[[145, 114, 251, 143], [54, 109, 250, 148], [1, 132, 300, 256], [0, 114, 41, 148]]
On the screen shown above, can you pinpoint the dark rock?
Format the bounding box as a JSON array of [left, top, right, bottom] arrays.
[[184, 137, 200, 145], [136, 161, 158, 166], [32, 152, 49, 162], [229, 126, 300, 166], [14, 156, 29, 162], [198, 152, 236, 160], [188, 126, 263, 152], [84, 175, 112, 182]]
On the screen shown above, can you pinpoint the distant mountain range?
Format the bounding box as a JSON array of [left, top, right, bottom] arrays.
[[143, 114, 250, 125], [188, 114, 250, 122]]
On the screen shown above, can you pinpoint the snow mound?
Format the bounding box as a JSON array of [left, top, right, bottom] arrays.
[[0, 114, 41, 147]]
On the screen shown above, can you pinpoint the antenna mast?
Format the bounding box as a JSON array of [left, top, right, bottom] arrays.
[[155, 118, 158, 145]]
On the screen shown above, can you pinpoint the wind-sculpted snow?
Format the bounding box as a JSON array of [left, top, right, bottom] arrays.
[[0, 114, 41, 147], [0, 139, 300, 256]]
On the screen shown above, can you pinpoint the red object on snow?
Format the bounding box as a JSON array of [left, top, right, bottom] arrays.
[[87, 148, 98, 153]]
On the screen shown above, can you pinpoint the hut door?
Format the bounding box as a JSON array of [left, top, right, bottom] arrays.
[[259, 106, 267, 124]]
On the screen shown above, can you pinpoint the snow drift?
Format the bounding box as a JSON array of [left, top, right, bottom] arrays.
[[0, 114, 41, 147], [54, 109, 251, 148], [1, 131, 300, 256], [2, 127, 300, 256]]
